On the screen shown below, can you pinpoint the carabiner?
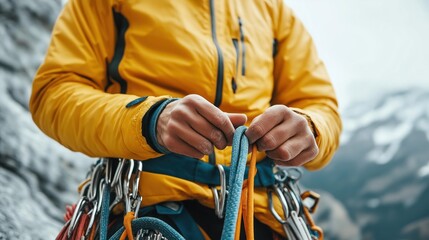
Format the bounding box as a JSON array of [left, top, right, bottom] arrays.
[[131, 161, 143, 200], [211, 164, 227, 218], [67, 197, 89, 238], [111, 158, 126, 187], [267, 185, 289, 224]]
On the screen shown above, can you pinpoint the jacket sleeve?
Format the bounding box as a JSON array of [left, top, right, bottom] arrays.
[[271, 2, 342, 170], [30, 0, 166, 160]]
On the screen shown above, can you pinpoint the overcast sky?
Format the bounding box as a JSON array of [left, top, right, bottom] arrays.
[[286, 0, 429, 109]]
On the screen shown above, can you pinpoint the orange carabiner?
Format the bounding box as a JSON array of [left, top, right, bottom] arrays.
[[301, 191, 324, 240]]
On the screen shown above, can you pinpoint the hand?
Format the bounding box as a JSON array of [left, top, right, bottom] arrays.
[[157, 94, 247, 158], [245, 105, 318, 166]]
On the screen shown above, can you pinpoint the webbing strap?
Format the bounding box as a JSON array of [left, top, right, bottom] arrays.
[[155, 204, 205, 240], [142, 153, 275, 187]]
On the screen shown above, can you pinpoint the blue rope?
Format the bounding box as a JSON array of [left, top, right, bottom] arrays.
[[221, 126, 249, 240]]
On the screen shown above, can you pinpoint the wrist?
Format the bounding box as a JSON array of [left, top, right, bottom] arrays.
[[142, 98, 179, 154]]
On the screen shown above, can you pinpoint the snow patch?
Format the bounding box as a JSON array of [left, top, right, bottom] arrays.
[[418, 162, 429, 178]]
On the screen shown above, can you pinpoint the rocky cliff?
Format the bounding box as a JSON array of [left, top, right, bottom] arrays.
[[0, 0, 91, 239]]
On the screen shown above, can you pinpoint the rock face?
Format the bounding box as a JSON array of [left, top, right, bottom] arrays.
[[1, 0, 428, 239], [0, 0, 91, 239]]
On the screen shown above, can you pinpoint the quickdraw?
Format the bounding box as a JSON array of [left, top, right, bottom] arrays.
[[56, 158, 178, 240], [268, 167, 324, 240]]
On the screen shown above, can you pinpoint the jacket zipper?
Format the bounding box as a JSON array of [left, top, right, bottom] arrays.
[[238, 17, 246, 76], [231, 17, 245, 94], [232, 39, 239, 93], [209, 0, 224, 107]]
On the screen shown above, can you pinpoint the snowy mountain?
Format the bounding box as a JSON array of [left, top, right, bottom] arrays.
[[303, 90, 429, 240]]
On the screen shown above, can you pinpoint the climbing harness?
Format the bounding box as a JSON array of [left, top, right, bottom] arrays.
[[57, 126, 323, 240]]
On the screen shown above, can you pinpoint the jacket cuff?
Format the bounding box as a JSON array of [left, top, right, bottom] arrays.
[[142, 98, 179, 154], [291, 108, 319, 139]]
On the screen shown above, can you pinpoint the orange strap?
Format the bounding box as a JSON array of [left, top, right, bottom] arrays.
[[120, 211, 135, 240], [302, 207, 324, 240], [88, 219, 98, 240], [301, 191, 324, 240], [235, 145, 258, 240], [77, 178, 91, 193], [72, 212, 89, 240]]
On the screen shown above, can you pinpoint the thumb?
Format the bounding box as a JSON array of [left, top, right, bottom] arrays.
[[227, 113, 247, 128]]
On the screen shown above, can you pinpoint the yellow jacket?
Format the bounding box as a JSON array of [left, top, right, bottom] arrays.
[[30, 0, 341, 236]]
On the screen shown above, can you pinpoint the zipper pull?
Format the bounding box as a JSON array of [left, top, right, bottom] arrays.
[[231, 78, 238, 94], [238, 17, 246, 76]]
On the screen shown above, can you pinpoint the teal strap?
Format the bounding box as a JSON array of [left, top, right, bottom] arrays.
[[108, 204, 201, 240], [109, 217, 185, 240], [99, 184, 111, 240], [142, 154, 274, 187], [155, 203, 205, 240], [221, 126, 249, 240]]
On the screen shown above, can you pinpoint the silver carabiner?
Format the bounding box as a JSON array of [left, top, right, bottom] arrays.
[[96, 179, 106, 214], [211, 164, 227, 218], [267, 185, 290, 224], [131, 161, 143, 200], [282, 187, 300, 214], [123, 160, 134, 213], [88, 163, 103, 201], [84, 201, 98, 238], [111, 158, 126, 187], [67, 197, 89, 238]]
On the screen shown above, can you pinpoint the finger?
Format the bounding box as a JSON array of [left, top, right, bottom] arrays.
[[163, 132, 209, 159], [197, 108, 235, 143], [227, 113, 247, 128], [182, 95, 238, 144], [246, 106, 288, 144], [187, 115, 228, 150], [173, 122, 214, 155], [167, 101, 228, 149], [265, 135, 310, 161], [273, 146, 319, 167], [255, 122, 298, 151]]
